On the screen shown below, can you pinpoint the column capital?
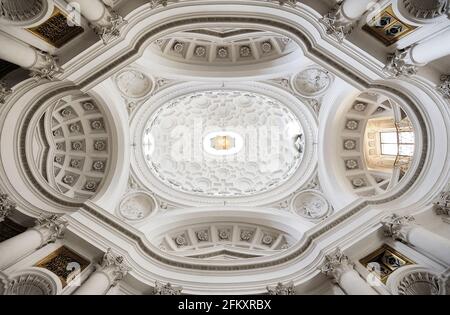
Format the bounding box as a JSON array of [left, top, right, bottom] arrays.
[[381, 213, 415, 242], [384, 47, 418, 77], [29, 51, 62, 81], [320, 4, 355, 43], [99, 248, 130, 287], [90, 6, 126, 45], [437, 74, 450, 99], [33, 214, 68, 245], [320, 248, 355, 282], [0, 81, 12, 105], [267, 281, 295, 295], [0, 192, 16, 223], [154, 281, 182, 295]]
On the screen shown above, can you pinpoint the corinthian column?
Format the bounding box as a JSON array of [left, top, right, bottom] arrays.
[[74, 248, 130, 295], [0, 31, 61, 80], [385, 30, 450, 77], [381, 214, 450, 265], [68, 0, 126, 44], [320, 248, 378, 295], [0, 214, 68, 270], [321, 0, 378, 42]]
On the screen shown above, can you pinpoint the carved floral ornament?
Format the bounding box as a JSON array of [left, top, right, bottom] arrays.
[[33, 214, 68, 245], [0, 192, 16, 222], [154, 281, 182, 295], [381, 214, 416, 242], [267, 281, 295, 295], [99, 248, 131, 286]]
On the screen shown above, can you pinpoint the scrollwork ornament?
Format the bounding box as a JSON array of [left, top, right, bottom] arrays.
[[100, 248, 131, 287], [154, 281, 182, 295], [437, 74, 450, 99], [381, 214, 415, 242], [267, 281, 295, 295], [0, 192, 16, 222], [320, 248, 354, 282], [29, 51, 62, 81], [35, 214, 68, 245], [384, 48, 418, 77], [0, 81, 12, 105], [320, 5, 355, 43], [91, 7, 127, 45], [433, 190, 450, 216]]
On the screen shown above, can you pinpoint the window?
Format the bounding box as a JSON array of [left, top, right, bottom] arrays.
[[380, 131, 414, 156]]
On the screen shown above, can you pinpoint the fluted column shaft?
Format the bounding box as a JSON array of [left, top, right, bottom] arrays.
[[0, 215, 67, 270], [382, 214, 450, 265]]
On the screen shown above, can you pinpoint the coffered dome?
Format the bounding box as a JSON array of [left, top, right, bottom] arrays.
[[141, 29, 304, 80], [132, 82, 318, 206]]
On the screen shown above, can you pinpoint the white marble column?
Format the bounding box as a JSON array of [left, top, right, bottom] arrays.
[[382, 214, 450, 265], [68, 0, 125, 44], [0, 215, 68, 270], [385, 30, 450, 76], [73, 248, 130, 295], [320, 248, 379, 295], [321, 0, 377, 42], [0, 31, 61, 80]]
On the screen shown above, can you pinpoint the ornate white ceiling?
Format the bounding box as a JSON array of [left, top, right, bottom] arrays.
[[141, 90, 305, 197]]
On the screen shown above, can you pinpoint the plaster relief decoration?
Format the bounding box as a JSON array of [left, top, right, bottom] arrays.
[[155, 222, 294, 260], [363, 5, 417, 46], [359, 244, 415, 283], [114, 68, 154, 99], [154, 281, 182, 295], [0, 191, 16, 222], [384, 47, 417, 77], [267, 281, 295, 295], [141, 90, 305, 197], [291, 189, 331, 221], [437, 74, 450, 99], [90, 5, 127, 45], [31, 94, 112, 201], [0, 81, 12, 105], [149, 29, 296, 65], [320, 3, 355, 42], [292, 67, 333, 97], [117, 191, 157, 221], [6, 268, 60, 295], [387, 266, 446, 295], [35, 246, 90, 287]]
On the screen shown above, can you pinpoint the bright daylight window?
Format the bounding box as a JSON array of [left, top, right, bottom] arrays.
[[380, 131, 414, 156]]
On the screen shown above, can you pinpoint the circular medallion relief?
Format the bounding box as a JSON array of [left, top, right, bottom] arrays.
[[292, 67, 332, 97], [118, 192, 157, 221], [115, 69, 153, 99], [291, 190, 330, 220]]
